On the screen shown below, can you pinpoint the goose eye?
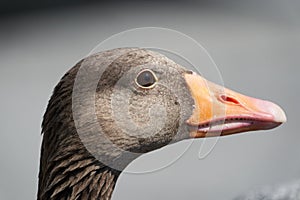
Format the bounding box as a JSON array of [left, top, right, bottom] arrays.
[[135, 69, 157, 88]]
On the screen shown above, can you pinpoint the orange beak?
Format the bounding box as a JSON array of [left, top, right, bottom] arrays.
[[184, 72, 287, 138]]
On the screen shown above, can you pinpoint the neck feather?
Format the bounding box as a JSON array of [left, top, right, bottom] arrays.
[[37, 135, 121, 200], [38, 63, 121, 200]]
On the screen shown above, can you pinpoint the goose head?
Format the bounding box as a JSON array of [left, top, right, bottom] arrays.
[[38, 48, 286, 200]]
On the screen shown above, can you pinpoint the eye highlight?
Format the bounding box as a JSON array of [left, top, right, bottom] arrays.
[[135, 69, 158, 89]]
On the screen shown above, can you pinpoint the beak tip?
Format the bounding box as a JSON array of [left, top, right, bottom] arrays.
[[274, 105, 287, 123], [268, 102, 287, 123], [254, 99, 287, 123]]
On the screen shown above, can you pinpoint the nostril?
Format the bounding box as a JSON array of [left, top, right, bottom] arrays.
[[220, 94, 240, 105]]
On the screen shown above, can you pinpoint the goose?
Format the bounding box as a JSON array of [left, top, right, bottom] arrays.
[[38, 48, 286, 200]]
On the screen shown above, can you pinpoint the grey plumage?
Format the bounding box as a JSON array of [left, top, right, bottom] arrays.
[[38, 48, 194, 200]]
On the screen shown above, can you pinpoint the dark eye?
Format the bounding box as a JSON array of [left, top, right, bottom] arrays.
[[135, 69, 157, 88]]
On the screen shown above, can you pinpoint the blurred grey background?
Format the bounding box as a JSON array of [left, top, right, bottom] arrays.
[[0, 0, 299, 199]]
